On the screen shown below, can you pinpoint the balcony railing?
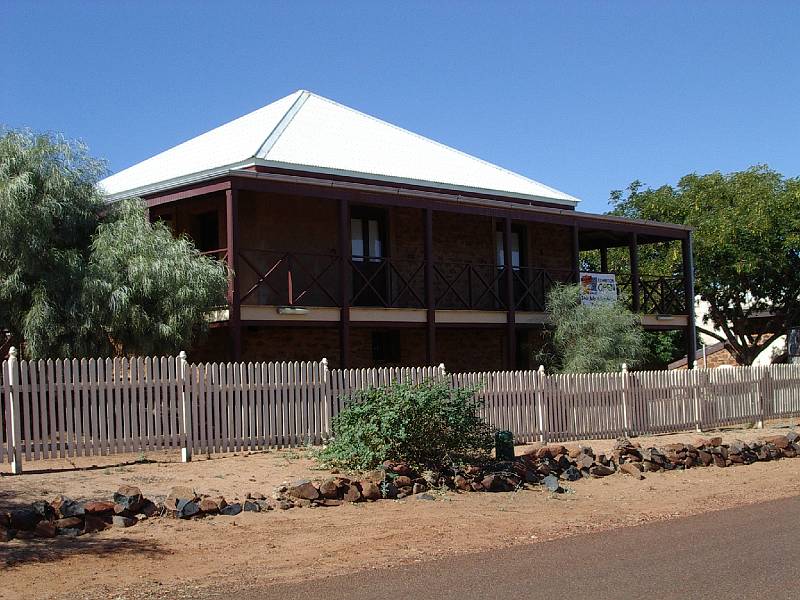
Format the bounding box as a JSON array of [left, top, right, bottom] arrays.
[[229, 250, 687, 315]]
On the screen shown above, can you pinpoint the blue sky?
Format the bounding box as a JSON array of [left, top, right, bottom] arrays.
[[1, 2, 798, 213]]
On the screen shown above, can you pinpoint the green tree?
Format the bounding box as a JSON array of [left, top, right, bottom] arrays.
[[0, 130, 105, 357], [80, 200, 228, 356], [0, 129, 228, 358], [540, 284, 646, 373], [609, 166, 800, 365]]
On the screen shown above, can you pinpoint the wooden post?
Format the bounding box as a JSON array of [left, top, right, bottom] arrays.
[[6, 347, 22, 474], [682, 233, 697, 369], [571, 225, 581, 283], [503, 217, 516, 369], [536, 364, 547, 443], [600, 247, 608, 273], [338, 198, 351, 368], [629, 233, 640, 313], [321, 357, 331, 438], [621, 363, 631, 436], [178, 351, 192, 462], [226, 187, 242, 362], [424, 208, 436, 364]]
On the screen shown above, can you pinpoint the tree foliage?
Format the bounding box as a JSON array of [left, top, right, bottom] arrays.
[[0, 129, 228, 358], [608, 166, 800, 365], [317, 380, 495, 471], [81, 200, 228, 356], [540, 284, 646, 373]]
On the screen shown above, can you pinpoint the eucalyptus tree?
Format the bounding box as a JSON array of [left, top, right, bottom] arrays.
[[0, 129, 227, 358]]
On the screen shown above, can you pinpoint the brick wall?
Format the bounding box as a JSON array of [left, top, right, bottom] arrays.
[[436, 328, 506, 372]]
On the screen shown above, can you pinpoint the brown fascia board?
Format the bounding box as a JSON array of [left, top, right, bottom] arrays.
[[142, 169, 691, 242]]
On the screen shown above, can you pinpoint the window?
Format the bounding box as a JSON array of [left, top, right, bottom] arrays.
[[351, 209, 385, 261], [372, 331, 401, 363], [192, 210, 220, 253], [495, 226, 522, 268], [351, 208, 389, 306]]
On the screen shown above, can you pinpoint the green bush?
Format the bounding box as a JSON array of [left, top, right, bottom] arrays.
[[317, 379, 495, 471]]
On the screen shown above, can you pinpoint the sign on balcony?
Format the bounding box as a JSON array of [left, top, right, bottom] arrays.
[[580, 272, 618, 306]]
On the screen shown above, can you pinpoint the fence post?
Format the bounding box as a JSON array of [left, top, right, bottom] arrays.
[[621, 363, 631, 437], [536, 365, 548, 443], [7, 347, 23, 474], [321, 357, 330, 440], [757, 366, 770, 429], [438, 362, 446, 380], [178, 351, 192, 463]]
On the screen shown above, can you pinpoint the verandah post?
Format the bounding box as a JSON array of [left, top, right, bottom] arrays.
[[7, 347, 23, 474], [178, 351, 192, 462]]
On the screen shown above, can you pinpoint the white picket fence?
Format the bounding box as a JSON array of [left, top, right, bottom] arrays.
[[2, 345, 800, 473]]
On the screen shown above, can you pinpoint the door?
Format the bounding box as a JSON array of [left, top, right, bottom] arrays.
[[351, 208, 388, 306], [495, 224, 526, 309]]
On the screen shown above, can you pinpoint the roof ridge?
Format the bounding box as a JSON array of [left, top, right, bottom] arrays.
[[301, 91, 578, 202], [253, 90, 309, 159]]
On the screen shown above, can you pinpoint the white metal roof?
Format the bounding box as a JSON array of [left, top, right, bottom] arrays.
[[100, 90, 580, 206]]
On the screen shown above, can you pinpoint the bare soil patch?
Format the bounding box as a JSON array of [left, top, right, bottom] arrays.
[[2, 421, 799, 600]]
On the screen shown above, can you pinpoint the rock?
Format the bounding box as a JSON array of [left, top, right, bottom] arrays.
[[0, 527, 15, 542], [663, 443, 686, 453], [560, 466, 581, 482], [220, 503, 242, 516], [31, 500, 55, 521], [112, 515, 137, 528], [51, 495, 85, 518], [277, 501, 293, 510], [256, 500, 274, 511], [113, 485, 144, 513], [83, 515, 110, 534], [34, 520, 57, 538], [318, 479, 340, 499], [362, 469, 386, 483], [139, 499, 158, 517], [620, 463, 644, 480], [697, 450, 713, 466], [576, 454, 594, 470], [55, 517, 84, 531], [394, 476, 413, 488], [359, 481, 381, 501], [10, 507, 41, 531], [684, 455, 696, 468], [287, 480, 320, 501], [416, 493, 435, 501], [763, 435, 790, 449], [783, 447, 797, 459], [713, 454, 727, 468], [316, 499, 342, 507], [199, 497, 227, 513], [708, 436, 723, 447], [480, 474, 504, 492], [164, 486, 198, 511], [590, 464, 615, 477], [568, 446, 582, 459], [59, 527, 83, 537], [536, 446, 553, 459], [342, 484, 362, 503], [176, 500, 201, 518], [412, 482, 426, 495], [470, 482, 484, 492], [243, 500, 261, 512], [542, 474, 562, 492], [84, 500, 115, 514], [453, 474, 470, 491], [548, 444, 567, 456], [785, 431, 799, 443]]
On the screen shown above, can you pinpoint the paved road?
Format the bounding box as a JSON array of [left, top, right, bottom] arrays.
[[242, 496, 800, 600]]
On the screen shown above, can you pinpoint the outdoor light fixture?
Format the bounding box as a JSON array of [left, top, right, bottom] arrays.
[[277, 306, 310, 315]]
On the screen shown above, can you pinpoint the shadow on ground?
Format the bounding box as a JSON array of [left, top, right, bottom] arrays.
[[1, 533, 165, 569]]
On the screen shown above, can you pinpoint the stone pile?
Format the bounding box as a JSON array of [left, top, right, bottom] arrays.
[[3, 431, 799, 542], [0, 484, 157, 542]]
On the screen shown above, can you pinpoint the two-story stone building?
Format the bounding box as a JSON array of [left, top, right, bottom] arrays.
[[100, 90, 696, 371]]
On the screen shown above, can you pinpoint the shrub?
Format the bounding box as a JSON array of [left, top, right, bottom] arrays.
[[317, 379, 495, 471]]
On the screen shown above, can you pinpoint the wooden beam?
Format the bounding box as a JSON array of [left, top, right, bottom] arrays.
[[629, 233, 640, 313], [226, 187, 242, 361], [683, 233, 697, 369], [144, 180, 231, 208], [424, 208, 436, 365], [600, 247, 608, 273], [572, 225, 581, 283], [338, 198, 351, 368], [503, 217, 516, 369]]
